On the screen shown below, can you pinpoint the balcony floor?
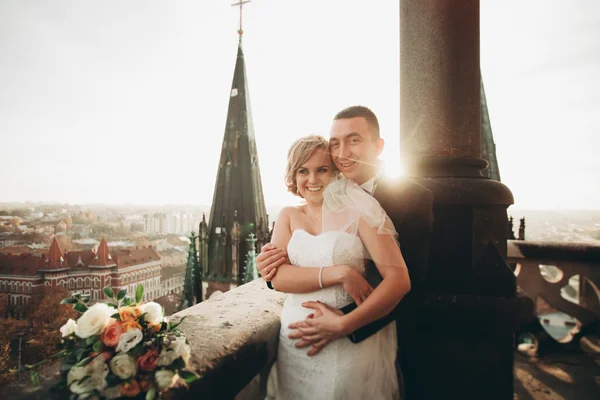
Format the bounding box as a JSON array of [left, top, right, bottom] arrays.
[[514, 337, 600, 399]]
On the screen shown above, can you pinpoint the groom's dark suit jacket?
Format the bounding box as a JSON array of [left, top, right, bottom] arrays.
[[266, 177, 434, 344], [340, 177, 434, 343]]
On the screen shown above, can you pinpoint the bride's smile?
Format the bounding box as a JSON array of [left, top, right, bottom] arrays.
[[295, 148, 334, 201]]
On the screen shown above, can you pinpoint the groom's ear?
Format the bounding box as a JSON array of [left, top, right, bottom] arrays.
[[375, 138, 385, 156]]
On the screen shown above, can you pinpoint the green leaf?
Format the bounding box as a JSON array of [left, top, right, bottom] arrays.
[[74, 356, 92, 367], [146, 388, 156, 400], [60, 298, 78, 304], [128, 343, 146, 357], [73, 293, 81, 300], [60, 362, 74, 374], [73, 303, 88, 313], [135, 284, 144, 304], [92, 341, 104, 353], [81, 295, 91, 303], [178, 370, 198, 383], [85, 336, 98, 346], [117, 289, 127, 301], [103, 287, 115, 299], [171, 357, 185, 370], [122, 296, 132, 306], [30, 371, 39, 386], [75, 348, 87, 361], [169, 316, 186, 331], [110, 313, 121, 321]]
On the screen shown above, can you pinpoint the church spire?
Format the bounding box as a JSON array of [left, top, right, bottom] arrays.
[[203, 6, 268, 288], [481, 76, 501, 181], [181, 231, 199, 310]]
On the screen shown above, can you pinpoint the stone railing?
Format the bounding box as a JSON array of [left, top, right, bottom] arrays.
[[169, 279, 286, 399], [508, 240, 600, 353]]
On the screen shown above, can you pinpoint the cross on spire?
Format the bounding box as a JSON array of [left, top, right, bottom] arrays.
[[231, 0, 251, 37]]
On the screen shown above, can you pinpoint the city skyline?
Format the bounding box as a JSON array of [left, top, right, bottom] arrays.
[[1, 0, 599, 210]]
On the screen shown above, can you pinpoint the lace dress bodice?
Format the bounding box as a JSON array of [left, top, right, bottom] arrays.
[[284, 229, 366, 310], [268, 229, 399, 400]]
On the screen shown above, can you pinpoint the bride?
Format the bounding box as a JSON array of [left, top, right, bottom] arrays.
[[266, 135, 411, 399]]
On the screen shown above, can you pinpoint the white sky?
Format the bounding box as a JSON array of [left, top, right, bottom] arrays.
[[0, 0, 598, 210]]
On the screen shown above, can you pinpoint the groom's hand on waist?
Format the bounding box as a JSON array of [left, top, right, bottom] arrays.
[[256, 243, 287, 281], [288, 301, 345, 356]]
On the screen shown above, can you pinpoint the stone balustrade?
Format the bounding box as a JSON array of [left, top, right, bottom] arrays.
[[508, 240, 600, 352], [169, 279, 286, 399]]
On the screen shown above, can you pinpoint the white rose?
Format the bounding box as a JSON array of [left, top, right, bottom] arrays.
[[157, 349, 178, 367], [155, 369, 176, 391], [116, 328, 143, 353], [67, 356, 108, 395], [67, 365, 87, 387], [141, 302, 164, 324], [171, 336, 191, 364], [109, 353, 137, 379], [75, 303, 113, 339], [157, 336, 191, 367], [103, 385, 122, 399], [90, 355, 109, 379], [60, 318, 77, 337]]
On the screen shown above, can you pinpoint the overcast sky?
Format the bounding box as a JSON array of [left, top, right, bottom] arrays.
[[1, 0, 598, 210]]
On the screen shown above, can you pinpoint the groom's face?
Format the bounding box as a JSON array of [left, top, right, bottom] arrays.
[[329, 117, 383, 185]]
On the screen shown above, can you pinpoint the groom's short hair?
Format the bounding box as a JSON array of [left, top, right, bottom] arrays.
[[334, 106, 380, 141]]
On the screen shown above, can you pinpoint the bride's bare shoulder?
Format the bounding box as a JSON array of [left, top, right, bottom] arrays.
[[277, 205, 304, 220]]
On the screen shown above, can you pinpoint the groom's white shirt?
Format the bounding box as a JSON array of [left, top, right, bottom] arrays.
[[359, 176, 377, 195]]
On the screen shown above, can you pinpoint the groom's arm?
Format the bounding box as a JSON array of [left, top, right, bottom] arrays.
[[342, 186, 434, 343]]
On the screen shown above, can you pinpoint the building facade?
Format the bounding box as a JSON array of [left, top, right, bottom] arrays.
[[0, 238, 163, 319]]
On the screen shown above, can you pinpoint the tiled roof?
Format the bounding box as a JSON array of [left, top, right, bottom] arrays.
[[115, 247, 161, 269], [0, 246, 35, 255], [0, 254, 45, 276], [90, 238, 112, 266], [46, 238, 65, 268]]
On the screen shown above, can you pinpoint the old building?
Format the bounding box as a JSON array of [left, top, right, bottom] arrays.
[[0, 237, 162, 318]]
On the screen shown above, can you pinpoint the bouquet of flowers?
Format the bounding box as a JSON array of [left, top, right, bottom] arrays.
[[48, 284, 197, 399]]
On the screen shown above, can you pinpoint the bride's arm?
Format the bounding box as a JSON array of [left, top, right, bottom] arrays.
[[267, 208, 364, 296], [338, 219, 411, 335]]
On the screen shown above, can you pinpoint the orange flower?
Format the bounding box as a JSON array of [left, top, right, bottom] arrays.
[[120, 380, 141, 397], [137, 349, 159, 371], [102, 321, 123, 347], [90, 351, 114, 361], [139, 377, 153, 392], [148, 322, 161, 332], [121, 319, 142, 332], [119, 306, 142, 323]]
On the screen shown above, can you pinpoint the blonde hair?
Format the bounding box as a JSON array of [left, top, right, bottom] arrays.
[[284, 135, 333, 198]]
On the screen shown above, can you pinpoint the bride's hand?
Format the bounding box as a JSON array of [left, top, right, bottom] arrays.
[[340, 266, 373, 305]]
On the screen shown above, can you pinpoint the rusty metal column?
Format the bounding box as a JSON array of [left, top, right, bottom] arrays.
[[399, 1, 533, 399]]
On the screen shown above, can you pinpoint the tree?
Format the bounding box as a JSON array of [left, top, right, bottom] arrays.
[[23, 286, 77, 364], [0, 318, 29, 386]]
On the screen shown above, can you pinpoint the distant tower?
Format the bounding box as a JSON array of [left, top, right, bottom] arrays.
[[197, 214, 209, 302], [481, 76, 501, 181], [518, 218, 526, 241], [507, 216, 516, 240], [243, 233, 259, 283], [181, 231, 198, 310], [202, 3, 269, 298]]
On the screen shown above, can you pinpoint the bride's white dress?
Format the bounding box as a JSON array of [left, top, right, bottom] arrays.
[[267, 228, 399, 399]]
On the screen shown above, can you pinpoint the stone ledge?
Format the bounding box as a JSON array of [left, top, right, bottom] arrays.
[[170, 279, 286, 399], [508, 240, 600, 263]]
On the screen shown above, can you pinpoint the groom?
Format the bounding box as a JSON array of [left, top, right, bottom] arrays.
[[257, 106, 433, 384]]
